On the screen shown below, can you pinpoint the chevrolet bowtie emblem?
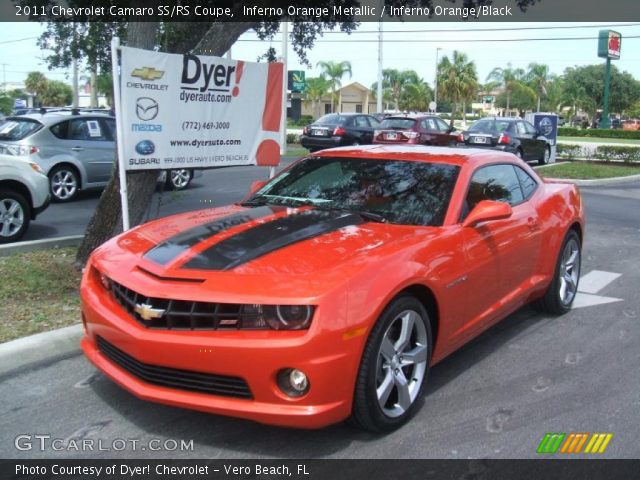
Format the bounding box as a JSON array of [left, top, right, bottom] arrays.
[[134, 303, 166, 321], [131, 67, 164, 81]]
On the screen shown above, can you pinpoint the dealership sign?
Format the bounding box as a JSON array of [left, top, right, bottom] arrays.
[[598, 30, 621, 60], [287, 70, 306, 93], [117, 46, 283, 171]]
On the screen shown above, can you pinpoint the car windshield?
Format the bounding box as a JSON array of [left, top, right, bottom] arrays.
[[468, 119, 511, 133], [380, 118, 416, 129], [0, 118, 43, 141], [315, 114, 348, 125], [244, 156, 460, 226]]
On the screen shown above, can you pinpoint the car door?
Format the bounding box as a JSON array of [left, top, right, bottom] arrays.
[[516, 121, 535, 159], [419, 117, 440, 145], [524, 120, 546, 160], [460, 164, 542, 336], [351, 115, 375, 144], [66, 117, 114, 184], [435, 117, 456, 146]]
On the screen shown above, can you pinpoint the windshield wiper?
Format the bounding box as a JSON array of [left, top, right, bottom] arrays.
[[353, 210, 387, 223], [238, 195, 269, 207]]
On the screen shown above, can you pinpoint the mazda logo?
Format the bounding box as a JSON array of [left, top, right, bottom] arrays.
[[136, 97, 159, 121]]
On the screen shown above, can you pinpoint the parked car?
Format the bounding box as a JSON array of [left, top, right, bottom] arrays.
[[0, 153, 50, 243], [0, 113, 196, 202], [80, 144, 584, 432], [373, 115, 457, 146], [458, 117, 552, 164], [622, 119, 640, 131], [300, 113, 380, 152]]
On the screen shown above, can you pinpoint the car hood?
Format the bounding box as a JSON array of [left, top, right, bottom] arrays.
[[92, 205, 437, 302]]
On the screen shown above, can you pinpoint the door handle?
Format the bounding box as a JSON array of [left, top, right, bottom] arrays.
[[71, 146, 84, 151]]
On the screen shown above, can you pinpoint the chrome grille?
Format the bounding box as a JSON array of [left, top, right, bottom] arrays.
[[107, 279, 265, 330]]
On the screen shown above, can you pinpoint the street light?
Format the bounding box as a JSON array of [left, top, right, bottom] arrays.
[[433, 48, 442, 113]]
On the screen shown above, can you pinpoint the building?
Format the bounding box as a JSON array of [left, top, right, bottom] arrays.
[[300, 82, 378, 119]]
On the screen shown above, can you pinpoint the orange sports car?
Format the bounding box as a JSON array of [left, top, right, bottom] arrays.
[[80, 145, 584, 432]]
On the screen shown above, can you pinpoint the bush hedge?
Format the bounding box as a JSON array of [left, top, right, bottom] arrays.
[[556, 143, 640, 162], [558, 127, 640, 140]]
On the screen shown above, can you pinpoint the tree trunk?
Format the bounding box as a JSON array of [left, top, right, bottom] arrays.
[[76, 21, 257, 267], [537, 96, 541, 112], [90, 66, 98, 108]]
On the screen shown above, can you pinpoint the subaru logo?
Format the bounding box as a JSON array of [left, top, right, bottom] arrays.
[[136, 97, 159, 121], [135, 140, 155, 155]]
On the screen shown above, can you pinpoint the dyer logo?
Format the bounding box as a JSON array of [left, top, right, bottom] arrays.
[[136, 97, 159, 121], [135, 140, 155, 155], [181, 54, 240, 94], [537, 432, 613, 454], [132, 67, 164, 81]]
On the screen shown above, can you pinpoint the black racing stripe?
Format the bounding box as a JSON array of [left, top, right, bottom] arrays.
[[182, 209, 364, 271], [144, 206, 281, 265]]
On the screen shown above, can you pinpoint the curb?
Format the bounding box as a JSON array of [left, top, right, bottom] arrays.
[[0, 324, 83, 377], [542, 173, 640, 186], [0, 235, 83, 257]]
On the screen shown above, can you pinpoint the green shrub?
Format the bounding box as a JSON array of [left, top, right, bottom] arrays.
[[594, 145, 640, 163], [558, 127, 640, 140], [286, 133, 300, 144], [557, 144, 585, 160]]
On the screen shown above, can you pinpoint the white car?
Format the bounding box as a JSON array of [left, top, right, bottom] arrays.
[[0, 153, 50, 243]]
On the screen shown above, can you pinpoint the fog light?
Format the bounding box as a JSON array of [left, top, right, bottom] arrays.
[[289, 369, 308, 392], [277, 368, 310, 397]]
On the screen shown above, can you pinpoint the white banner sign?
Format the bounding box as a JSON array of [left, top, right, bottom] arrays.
[[118, 46, 283, 171]]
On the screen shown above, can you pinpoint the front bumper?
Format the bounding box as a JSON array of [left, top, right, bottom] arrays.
[[80, 270, 363, 429], [32, 194, 51, 219]]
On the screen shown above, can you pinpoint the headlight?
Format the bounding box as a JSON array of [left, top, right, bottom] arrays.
[[242, 304, 314, 330]]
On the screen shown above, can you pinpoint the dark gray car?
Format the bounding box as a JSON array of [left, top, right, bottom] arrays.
[[458, 117, 551, 165]]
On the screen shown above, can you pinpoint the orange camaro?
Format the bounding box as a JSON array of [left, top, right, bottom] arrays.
[[81, 145, 584, 432]]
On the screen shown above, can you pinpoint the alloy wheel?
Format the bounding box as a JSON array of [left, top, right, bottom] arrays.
[[170, 169, 191, 189], [51, 169, 78, 201], [375, 309, 428, 418], [559, 237, 580, 306], [0, 198, 24, 238]]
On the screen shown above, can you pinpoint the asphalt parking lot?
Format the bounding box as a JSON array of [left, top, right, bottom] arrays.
[[1, 169, 639, 459]]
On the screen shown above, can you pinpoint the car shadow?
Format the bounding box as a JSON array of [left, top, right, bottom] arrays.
[[88, 303, 549, 457]]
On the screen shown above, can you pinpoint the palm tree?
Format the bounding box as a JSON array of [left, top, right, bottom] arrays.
[[438, 51, 479, 127], [526, 63, 550, 112], [303, 77, 331, 119], [370, 81, 394, 111], [381, 69, 421, 111], [316, 60, 352, 113], [399, 81, 432, 112], [486, 63, 534, 112], [24, 71, 48, 106]]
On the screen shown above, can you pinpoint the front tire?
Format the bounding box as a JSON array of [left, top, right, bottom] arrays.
[[538, 146, 551, 165], [351, 295, 432, 432], [537, 230, 581, 314], [0, 191, 30, 244]]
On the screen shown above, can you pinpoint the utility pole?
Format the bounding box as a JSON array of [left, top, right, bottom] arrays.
[[434, 48, 442, 113], [279, 21, 288, 169], [1, 63, 7, 92], [377, 21, 383, 114]]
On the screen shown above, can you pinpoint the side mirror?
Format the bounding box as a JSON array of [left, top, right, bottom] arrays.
[[249, 180, 267, 194], [462, 200, 512, 228]]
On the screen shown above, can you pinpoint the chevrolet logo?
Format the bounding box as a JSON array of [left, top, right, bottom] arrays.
[[134, 303, 166, 321], [131, 67, 164, 81]]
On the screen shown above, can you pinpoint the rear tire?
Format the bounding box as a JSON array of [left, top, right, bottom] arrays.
[[537, 230, 581, 314], [166, 169, 193, 191], [49, 165, 80, 202], [350, 295, 432, 432], [0, 190, 30, 244]]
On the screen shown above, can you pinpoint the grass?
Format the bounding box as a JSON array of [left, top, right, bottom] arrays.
[[0, 247, 81, 343], [284, 144, 311, 158], [537, 161, 640, 179], [558, 136, 640, 145]]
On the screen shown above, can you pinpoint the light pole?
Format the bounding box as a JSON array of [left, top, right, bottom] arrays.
[[433, 48, 442, 113]]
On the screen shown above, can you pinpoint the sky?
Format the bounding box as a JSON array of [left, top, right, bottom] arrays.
[[1, 21, 639, 92]]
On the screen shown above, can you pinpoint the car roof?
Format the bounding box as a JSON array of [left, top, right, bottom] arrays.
[[7, 112, 114, 125], [313, 144, 517, 167]]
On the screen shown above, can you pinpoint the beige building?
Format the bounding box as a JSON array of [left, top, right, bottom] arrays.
[[302, 82, 377, 119]]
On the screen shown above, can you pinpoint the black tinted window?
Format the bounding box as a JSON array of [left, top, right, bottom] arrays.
[[466, 164, 524, 212], [469, 119, 512, 133], [316, 114, 348, 125], [380, 118, 416, 129], [50, 120, 70, 139], [250, 157, 460, 226], [514, 165, 538, 199]]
